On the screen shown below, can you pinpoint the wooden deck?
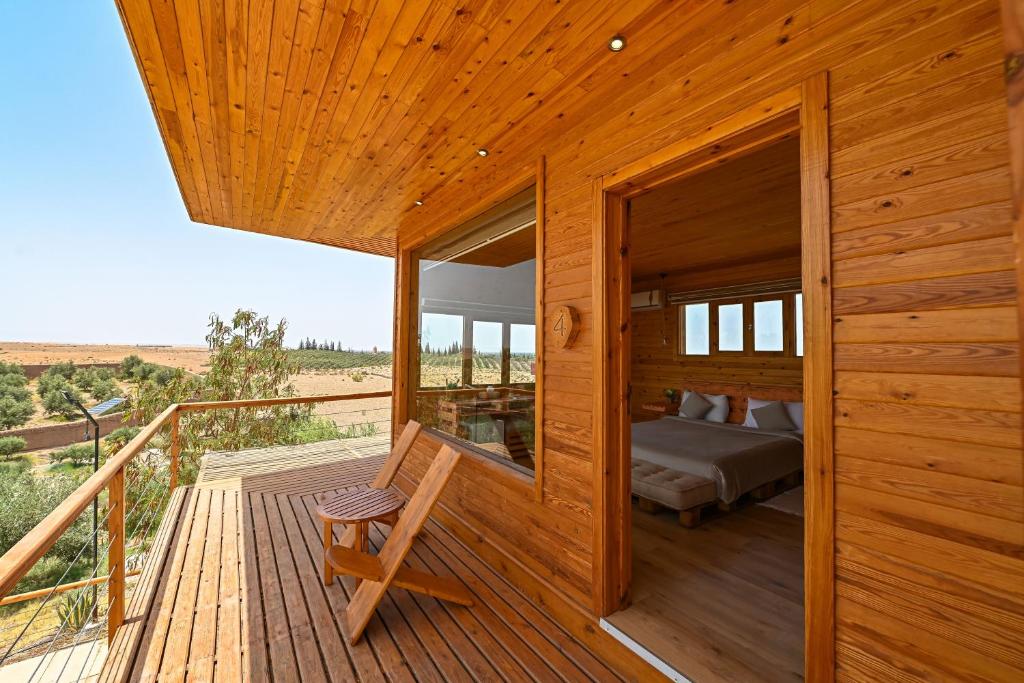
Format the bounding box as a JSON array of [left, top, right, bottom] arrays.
[[102, 440, 623, 682]]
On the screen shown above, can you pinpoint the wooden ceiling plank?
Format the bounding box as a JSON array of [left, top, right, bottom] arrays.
[[199, 0, 235, 223], [276, 0, 377, 235], [134, 0, 216, 221], [173, 0, 229, 223], [279, 0, 460, 237], [224, 0, 248, 227], [254, 0, 332, 227], [318, 0, 590, 238], [566, 0, 972, 188], [280, 0, 405, 231], [348, 0, 706, 240], [298, 0, 471, 239], [310, 0, 555, 231], [113, 0, 204, 219], [263, 0, 361, 230], [242, 0, 274, 228], [249, 0, 312, 228]]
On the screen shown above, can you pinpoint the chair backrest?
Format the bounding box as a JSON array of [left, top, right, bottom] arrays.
[[371, 420, 422, 488], [345, 445, 461, 640]]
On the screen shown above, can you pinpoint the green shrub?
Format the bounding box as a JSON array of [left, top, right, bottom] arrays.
[[339, 422, 379, 439], [95, 368, 115, 381], [351, 371, 365, 382], [152, 367, 175, 387], [56, 587, 97, 632], [37, 368, 70, 398], [0, 394, 34, 430], [48, 361, 77, 380], [104, 426, 140, 458], [0, 468, 91, 567], [131, 363, 158, 382], [0, 436, 26, 460], [120, 354, 144, 377], [90, 378, 118, 402], [49, 443, 94, 467], [73, 367, 98, 392], [41, 387, 82, 419]]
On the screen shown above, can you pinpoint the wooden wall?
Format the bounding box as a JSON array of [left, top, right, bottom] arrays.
[[393, 2, 1023, 680]]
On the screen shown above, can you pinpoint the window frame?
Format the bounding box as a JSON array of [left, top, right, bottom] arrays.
[[677, 290, 803, 359], [405, 182, 542, 480]]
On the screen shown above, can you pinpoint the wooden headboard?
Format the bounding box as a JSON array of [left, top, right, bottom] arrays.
[[680, 380, 803, 424]]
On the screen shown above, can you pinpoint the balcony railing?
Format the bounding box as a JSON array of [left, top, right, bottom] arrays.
[[0, 391, 391, 681]]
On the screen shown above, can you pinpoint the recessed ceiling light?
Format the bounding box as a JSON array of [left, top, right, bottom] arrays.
[[608, 35, 626, 52], [477, 148, 489, 157], [414, 199, 424, 206]]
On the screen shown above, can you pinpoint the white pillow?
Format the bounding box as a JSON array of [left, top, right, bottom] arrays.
[[680, 390, 729, 422], [784, 401, 804, 433], [744, 397, 804, 433], [703, 394, 729, 423]]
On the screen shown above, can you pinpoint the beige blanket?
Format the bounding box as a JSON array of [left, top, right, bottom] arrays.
[[631, 417, 803, 503]]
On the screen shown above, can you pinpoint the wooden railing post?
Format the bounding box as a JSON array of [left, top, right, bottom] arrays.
[[170, 409, 180, 491], [107, 466, 125, 643]]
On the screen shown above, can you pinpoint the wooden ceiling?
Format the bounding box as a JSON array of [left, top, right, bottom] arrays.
[[629, 137, 802, 280], [114, 1, 657, 255]]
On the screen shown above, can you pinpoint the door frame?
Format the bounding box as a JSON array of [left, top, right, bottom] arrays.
[[591, 73, 834, 680]]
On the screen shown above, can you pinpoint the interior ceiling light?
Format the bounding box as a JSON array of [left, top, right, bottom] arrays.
[[414, 199, 424, 206], [608, 35, 626, 52], [477, 148, 489, 157]]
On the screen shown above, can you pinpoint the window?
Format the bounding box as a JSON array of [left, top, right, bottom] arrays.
[[412, 187, 538, 473], [717, 303, 744, 352], [753, 299, 784, 352], [676, 286, 803, 358], [795, 293, 804, 357], [683, 303, 710, 355]]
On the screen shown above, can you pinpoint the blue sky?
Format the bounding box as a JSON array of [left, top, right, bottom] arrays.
[[0, 2, 394, 349]]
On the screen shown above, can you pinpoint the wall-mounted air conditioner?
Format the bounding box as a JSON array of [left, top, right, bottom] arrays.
[[631, 290, 664, 311]]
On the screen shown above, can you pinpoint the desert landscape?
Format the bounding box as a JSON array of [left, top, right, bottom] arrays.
[[0, 341, 395, 441]]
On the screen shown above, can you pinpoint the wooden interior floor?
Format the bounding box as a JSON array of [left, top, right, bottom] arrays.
[[606, 503, 804, 683], [102, 441, 623, 682]]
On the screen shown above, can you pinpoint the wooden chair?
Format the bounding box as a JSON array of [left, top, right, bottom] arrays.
[[321, 421, 422, 585], [326, 445, 472, 644]]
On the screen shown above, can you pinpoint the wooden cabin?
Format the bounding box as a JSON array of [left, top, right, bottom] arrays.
[[25, 1, 1022, 681]]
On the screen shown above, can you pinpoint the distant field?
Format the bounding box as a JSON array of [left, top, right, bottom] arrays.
[[0, 341, 210, 373], [289, 349, 534, 386]]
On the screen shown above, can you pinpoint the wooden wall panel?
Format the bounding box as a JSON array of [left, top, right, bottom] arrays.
[[122, 0, 1024, 680]]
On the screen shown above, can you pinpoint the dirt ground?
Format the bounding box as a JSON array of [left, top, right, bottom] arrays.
[[2, 342, 394, 435], [0, 342, 212, 374]]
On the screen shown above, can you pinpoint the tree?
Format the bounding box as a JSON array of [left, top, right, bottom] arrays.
[[131, 310, 311, 485], [120, 354, 144, 377], [0, 436, 26, 460], [42, 386, 83, 419], [0, 363, 34, 429]]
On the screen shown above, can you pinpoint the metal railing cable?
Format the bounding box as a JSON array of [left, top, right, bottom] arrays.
[[0, 391, 392, 679], [1, 499, 115, 666]]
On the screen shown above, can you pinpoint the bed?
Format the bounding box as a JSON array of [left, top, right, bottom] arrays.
[[631, 416, 803, 505]]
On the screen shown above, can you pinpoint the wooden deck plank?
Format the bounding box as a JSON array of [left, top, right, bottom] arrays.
[[214, 491, 242, 683], [247, 493, 303, 682], [186, 488, 223, 681], [265, 492, 356, 683], [99, 486, 189, 683], [108, 441, 624, 682], [149, 486, 212, 682], [284, 493, 395, 683]]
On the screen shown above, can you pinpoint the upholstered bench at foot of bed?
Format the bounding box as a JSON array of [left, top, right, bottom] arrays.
[[631, 460, 718, 527]]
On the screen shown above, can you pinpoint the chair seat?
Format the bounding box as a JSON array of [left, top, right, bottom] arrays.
[[327, 543, 474, 606]]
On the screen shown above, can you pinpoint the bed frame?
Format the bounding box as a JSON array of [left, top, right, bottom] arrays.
[[633, 381, 804, 526]]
